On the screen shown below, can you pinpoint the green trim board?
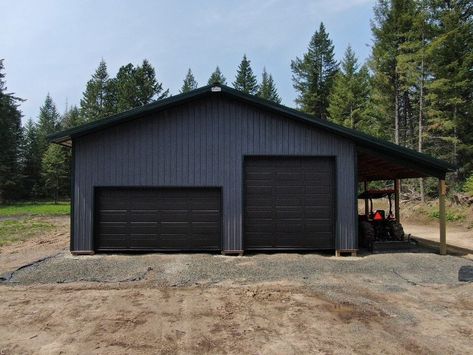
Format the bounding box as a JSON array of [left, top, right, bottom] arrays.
[[49, 84, 455, 178]]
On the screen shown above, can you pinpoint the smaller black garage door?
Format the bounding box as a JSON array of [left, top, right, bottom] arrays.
[[95, 187, 221, 251], [244, 157, 335, 250]]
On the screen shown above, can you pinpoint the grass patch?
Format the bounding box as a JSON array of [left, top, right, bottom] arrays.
[[428, 209, 466, 222], [0, 218, 55, 247], [0, 202, 70, 217]]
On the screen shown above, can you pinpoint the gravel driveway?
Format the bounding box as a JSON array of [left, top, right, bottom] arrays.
[[3, 250, 472, 288]]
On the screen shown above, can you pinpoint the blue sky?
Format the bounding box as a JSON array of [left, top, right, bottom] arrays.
[[2, 0, 375, 122]]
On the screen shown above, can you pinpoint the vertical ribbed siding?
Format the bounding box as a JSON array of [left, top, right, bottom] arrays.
[[73, 95, 357, 252]]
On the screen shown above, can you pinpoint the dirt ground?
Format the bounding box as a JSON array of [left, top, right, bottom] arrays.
[[404, 222, 473, 251], [1, 217, 473, 354]]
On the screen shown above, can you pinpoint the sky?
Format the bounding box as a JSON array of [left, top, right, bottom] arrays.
[[1, 0, 375, 123]]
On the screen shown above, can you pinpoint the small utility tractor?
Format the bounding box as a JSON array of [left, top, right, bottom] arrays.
[[358, 189, 408, 251]]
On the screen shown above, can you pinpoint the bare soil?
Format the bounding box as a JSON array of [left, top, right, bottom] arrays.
[[404, 222, 473, 251], [1, 216, 473, 354]]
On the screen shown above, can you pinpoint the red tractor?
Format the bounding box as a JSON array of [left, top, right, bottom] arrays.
[[358, 189, 406, 250]]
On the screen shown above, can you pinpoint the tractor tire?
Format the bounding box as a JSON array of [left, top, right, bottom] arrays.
[[359, 221, 375, 248], [388, 221, 405, 241]]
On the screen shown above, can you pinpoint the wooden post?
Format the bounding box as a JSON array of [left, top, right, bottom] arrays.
[[394, 179, 401, 222], [364, 181, 369, 216], [439, 179, 447, 255]]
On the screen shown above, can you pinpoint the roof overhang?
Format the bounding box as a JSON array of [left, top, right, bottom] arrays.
[[49, 84, 455, 180]]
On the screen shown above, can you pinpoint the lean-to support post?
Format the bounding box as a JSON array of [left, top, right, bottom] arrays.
[[439, 179, 447, 255], [394, 179, 401, 222], [364, 181, 369, 216]]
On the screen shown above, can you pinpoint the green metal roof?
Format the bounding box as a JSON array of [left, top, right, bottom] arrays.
[[49, 84, 455, 177]]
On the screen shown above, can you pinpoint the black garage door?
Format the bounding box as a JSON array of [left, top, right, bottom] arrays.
[[95, 188, 221, 251], [244, 157, 335, 250]]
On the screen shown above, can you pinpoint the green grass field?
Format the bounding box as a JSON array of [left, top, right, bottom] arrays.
[[0, 219, 55, 247], [0, 202, 70, 217]]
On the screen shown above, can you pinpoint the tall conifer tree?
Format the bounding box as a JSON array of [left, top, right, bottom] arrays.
[[425, 0, 473, 179], [257, 68, 281, 103], [291, 22, 338, 119], [233, 55, 258, 94], [328, 46, 371, 131], [0, 59, 23, 201], [180, 68, 198, 93], [208, 66, 227, 85], [22, 119, 42, 198], [114, 60, 168, 112], [80, 59, 115, 122], [36, 94, 60, 160]]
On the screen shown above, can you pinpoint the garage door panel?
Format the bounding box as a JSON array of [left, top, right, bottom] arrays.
[[305, 221, 333, 233], [275, 208, 303, 219], [191, 211, 221, 222], [98, 222, 127, 234], [158, 199, 189, 210], [245, 221, 274, 232], [245, 185, 273, 195], [245, 233, 274, 247], [274, 186, 305, 195], [95, 188, 221, 251], [160, 222, 189, 234], [190, 199, 220, 210], [129, 211, 158, 222], [304, 184, 332, 193], [159, 210, 188, 222], [245, 210, 272, 219], [276, 222, 304, 233], [191, 222, 220, 233], [129, 222, 158, 234], [99, 211, 127, 222], [275, 197, 304, 206], [304, 206, 332, 218], [97, 234, 128, 249], [245, 157, 335, 250], [245, 179, 273, 187], [245, 198, 272, 207], [275, 172, 302, 181]]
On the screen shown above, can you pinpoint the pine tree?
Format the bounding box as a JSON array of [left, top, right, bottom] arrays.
[[37, 94, 60, 156], [180, 68, 198, 93], [395, 0, 432, 199], [425, 0, 473, 179], [233, 55, 258, 94], [61, 105, 83, 129], [114, 63, 137, 112], [328, 46, 371, 131], [115, 60, 169, 112], [291, 22, 339, 119], [135, 59, 169, 104], [22, 118, 42, 199], [0, 59, 23, 201], [370, 0, 418, 145], [41, 144, 69, 203], [80, 59, 115, 122], [257, 68, 281, 103], [208, 66, 227, 85]]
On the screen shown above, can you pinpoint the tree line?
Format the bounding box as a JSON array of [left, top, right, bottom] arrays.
[[0, 0, 471, 202]]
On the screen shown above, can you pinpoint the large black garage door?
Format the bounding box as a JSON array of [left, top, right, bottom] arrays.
[[95, 188, 221, 251], [244, 157, 335, 250]]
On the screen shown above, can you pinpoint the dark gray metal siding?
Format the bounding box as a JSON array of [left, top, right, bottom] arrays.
[[73, 95, 357, 252]]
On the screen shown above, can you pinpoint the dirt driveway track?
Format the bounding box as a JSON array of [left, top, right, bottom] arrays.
[[1, 246, 473, 354]]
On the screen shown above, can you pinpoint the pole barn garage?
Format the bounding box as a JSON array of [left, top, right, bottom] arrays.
[[49, 85, 454, 256]]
